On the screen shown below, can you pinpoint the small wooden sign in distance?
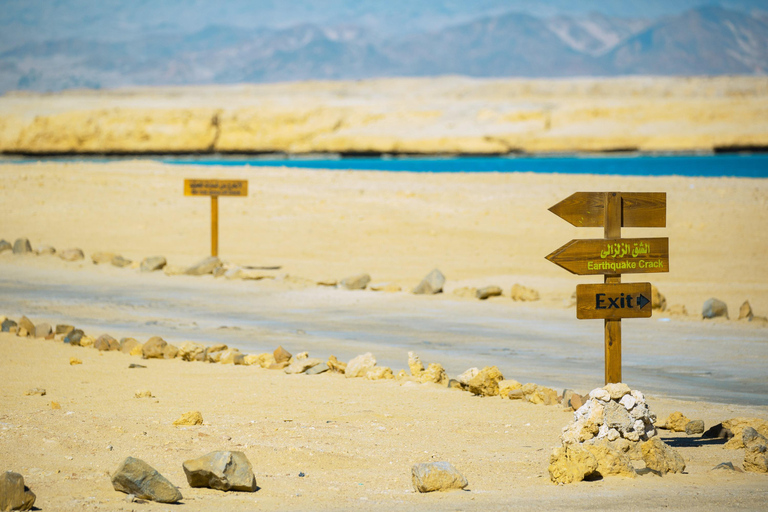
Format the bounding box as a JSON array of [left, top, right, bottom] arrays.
[[549, 192, 666, 228], [545, 237, 669, 275], [576, 282, 653, 320], [184, 179, 248, 197]]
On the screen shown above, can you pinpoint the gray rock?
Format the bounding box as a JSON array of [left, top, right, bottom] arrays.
[[111, 457, 182, 503], [1, 319, 17, 332], [340, 273, 371, 290], [285, 358, 322, 374], [182, 451, 257, 492], [185, 256, 222, 276], [0, 240, 11, 254], [142, 336, 167, 359], [33, 322, 52, 338], [702, 298, 728, 319], [710, 461, 740, 472], [305, 362, 329, 375], [35, 245, 56, 256], [63, 329, 84, 345], [603, 400, 633, 433], [140, 256, 167, 272], [94, 334, 119, 351], [685, 420, 705, 435], [12, 238, 32, 255], [59, 248, 84, 262], [476, 286, 502, 300], [412, 268, 445, 295], [111, 255, 132, 268], [56, 324, 74, 335], [0, 471, 36, 511], [411, 462, 468, 493]]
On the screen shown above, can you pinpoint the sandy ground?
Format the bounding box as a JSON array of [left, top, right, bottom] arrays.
[[1, 160, 768, 510]]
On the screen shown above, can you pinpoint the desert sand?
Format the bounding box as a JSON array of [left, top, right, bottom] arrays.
[[1, 159, 768, 510]]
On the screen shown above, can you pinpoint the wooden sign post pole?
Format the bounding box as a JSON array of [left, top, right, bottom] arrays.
[[604, 192, 622, 384], [211, 195, 219, 257], [184, 179, 248, 258]]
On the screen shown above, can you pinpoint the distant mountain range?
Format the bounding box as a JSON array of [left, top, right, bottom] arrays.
[[0, 5, 766, 93]]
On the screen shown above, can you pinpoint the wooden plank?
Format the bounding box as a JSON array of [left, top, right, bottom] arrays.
[[184, 179, 248, 197], [548, 192, 666, 228], [211, 196, 219, 257], [577, 282, 653, 319], [545, 237, 669, 275]]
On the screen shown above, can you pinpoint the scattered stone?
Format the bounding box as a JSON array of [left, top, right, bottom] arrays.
[[80, 335, 94, 347], [339, 273, 371, 290], [134, 390, 153, 398], [667, 304, 688, 316], [33, 322, 51, 338], [163, 264, 185, 276], [255, 353, 276, 368], [63, 329, 84, 345], [219, 349, 245, 365], [69, 357, 82, 365], [1, 319, 17, 332], [241, 354, 259, 366], [120, 338, 141, 354], [660, 411, 692, 432], [523, 383, 558, 405], [206, 344, 228, 363], [111, 255, 132, 268], [710, 462, 742, 473], [369, 282, 401, 292], [366, 366, 395, 380], [163, 344, 179, 359], [408, 351, 425, 376], [273, 346, 292, 364], [305, 363, 329, 375], [345, 353, 377, 378], [35, 245, 55, 256], [12, 238, 32, 255], [702, 298, 728, 319], [59, 248, 85, 262], [111, 457, 182, 503], [499, 380, 523, 398], [743, 427, 768, 473], [185, 256, 222, 276], [327, 355, 346, 374], [651, 285, 667, 311], [721, 418, 768, 449], [452, 287, 478, 298], [0, 240, 11, 254], [641, 437, 686, 474], [603, 382, 632, 400], [183, 451, 257, 492], [129, 344, 143, 356], [584, 441, 636, 478], [570, 393, 585, 411], [267, 361, 290, 370], [50, 401, 61, 409], [94, 334, 119, 351], [174, 411, 203, 426], [295, 351, 309, 360], [24, 388, 46, 396], [17, 316, 34, 337], [56, 324, 74, 335], [510, 283, 540, 302], [548, 444, 599, 484], [412, 269, 445, 295], [142, 336, 167, 359], [456, 368, 479, 388], [128, 364, 146, 369], [140, 256, 167, 272], [285, 358, 322, 374], [315, 278, 338, 286], [468, 366, 504, 396], [0, 471, 36, 511], [476, 286, 502, 300], [685, 420, 705, 435], [418, 363, 447, 385], [91, 251, 116, 264], [738, 300, 754, 320], [411, 462, 468, 493], [16, 328, 28, 338], [177, 341, 205, 361]]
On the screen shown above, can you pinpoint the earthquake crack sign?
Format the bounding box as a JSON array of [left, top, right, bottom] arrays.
[[184, 179, 248, 257]]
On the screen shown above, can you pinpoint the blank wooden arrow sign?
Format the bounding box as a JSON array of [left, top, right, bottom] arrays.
[[549, 192, 666, 228], [545, 237, 669, 275]]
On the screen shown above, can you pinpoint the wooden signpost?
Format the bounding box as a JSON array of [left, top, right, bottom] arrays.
[[184, 179, 248, 257], [547, 192, 668, 384]]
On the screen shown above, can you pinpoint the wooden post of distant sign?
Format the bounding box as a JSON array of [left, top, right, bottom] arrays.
[[184, 179, 248, 257], [546, 192, 668, 384]]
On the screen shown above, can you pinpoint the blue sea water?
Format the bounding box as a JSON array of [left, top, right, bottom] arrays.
[[162, 153, 768, 178]]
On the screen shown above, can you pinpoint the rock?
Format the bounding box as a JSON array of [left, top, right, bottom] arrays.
[[603, 401, 634, 432], [119, 338, 141, 354], [79, 335, 95, 347], [174, 411, 203, 426], [456, 367, 479, 387], [603, 382, 632, 400], [738, 301, 754, 320], [111, 255, 132, 268], [702, 423, 734, 441], [59, 248, 84, 262], [183, 451, 257, 492], [218, 349, 244, 365], [24, 388, 46, 396], [140, 256, 167, 272], [33, 322, 51, 338], [91, 251, 116, 264], [685, 420, 705, 435], [369, 282, 401, 292], [69, 357, 82, 365], [510, 283, 540, 301], [548, 444, 598, 484], [661, 411, 691, 432], [128, 364, 146, 369], [508, 388, 524, 400], [242, 354, 259, 366], [583, 441, 636, 478], [134, 390, 153, 398], [111, 457, 182, 503], [255, 353, 276, 368], [339, 273, 371, 290], [56, 324, 74, 335], [523, 383, 558, 405], [366, 366, 394, 380], [0, 471, 36, 511], [345, 353, 377, 378], [268, 361, 290, 370], [327, 355, 346, 374], [285, 357, 322, 374], [12, 238, 32, 255], [206, 344, 228, 363], [702, 298, 728, 319], [418, 362, 446, 383], [1, 319, 17, 332], [273, 346, 292, 364], [743, 427, 768, 473], [589, 388, 611, 402], [163, 344, 179, 359], [468, 366, 504, 396], [722, 418, 768, 449], [667, 304, 688, 316], [570, 393, 585, 411], [412, 269, 445, 295], [0, 240, 11, 254], [63, 329, 84, 345], [16, 328, 28, 338], [710, 461, 741, 473], [641, 438, 685, 474], [17, 316, 34, 337], [476, 286, 502, 300], [163, 264, 185, 276], [35, 245, 55, 256], [177, 342, 205, 361], [452, 287, 478, 298], [185, 256, 221, 276], [651, 285, 667, 311], [407, 351, 424, 376], [411, 462, 468, 493], [499, 380, 523, 398], [94, 334, 119, 351], [142, 336, 167, 359], [50, 401, 61, 409], [306, 363, 329, 375]]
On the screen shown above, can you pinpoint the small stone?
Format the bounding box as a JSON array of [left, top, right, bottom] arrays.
[[253, 353, 275, 368], [411, 462, 468, 493], [702, 298, 728, 319], [619, 394, 637, 410], [12, 238, 33, 255], [548, 444, 598, 484], [345, 353, 377, 378], [407, 351, 424, 376], [476, 286, 502, 300], [0, 240, 12, 254], [177, 341, 205, 361], [499, 380, 523, 398], [268, 361, 290, 370], [111, 255, 132, 268], [366, 366, 394, 380], [641, 437, 685, 474], [456, 368, 479, 386], [111, 457, 182, 503], [120, 338, 141, 354], [510, 283, 540, 301], [24, 388, 46, 396], [1, 319, 17, 332], [603, 382, 631, 400], [130, 345, 143, 356], [17, 316, 34, 337], [33, 322, 51, 338], [273, 346, 292, 364], [305, 363, 329, 375], [134, 390, 153, 398], [142, 336, 167, 359], [51, 401, 61, 409], [185, 256, 222, 276], [452, 286, 477, 298], [662, 411, 691, 432], [242, 354, 259, 366], [91, 251, 116, 264], [56, 324, 74, 335], [589, 388, 611, 402], [140, 256, 167, 272], [163, 264, 185, 276], [368, 282, 401, 292], [685, 420, 705, 435], [219, 349, 245, 365], [412, 268, 445, 295], [340, 273, 372, 290], [59, 248, 85, 262], [285, 358, 322, 374], [523, 383, 558, 405], [69, 357, 82, 365], [468, 366, 504, 396], [16, 328, 28, 337], [738, 301, 753, 320], [94, 334, 119, 351], [128, 364, 146, 369], [327, 355, 346, 374], [710, 462, 741, 473], [183, 451, 257, 492], [35, 245, 56, 256], [651, 285, 667, 311], [295, 351, 309, 360], [418, 363, 448, 385], [0, 471, 36, 511], [570, 393, 584, 411], [174, 411, 203, 426]]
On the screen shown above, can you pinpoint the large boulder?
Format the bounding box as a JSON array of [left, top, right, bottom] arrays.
[[412, 269, 445, 295], [548, 444, 599, 484], [722, 417, 768, 449], [185, 256, 221, 276], [140, 256, 167, 272], [583, 441, 636, 478], [219, 349, 245, 365], [411, 462, 468, 493], [12, 238, 32, 255], [522, 383, 559, 405], [111, 457, 182, 503], [743, 427, 768, 473], [468, 366, 504, 396], [183, 451, 257, 492], [345, 353, 377, 378], [641, 437, 685, 474], [0, 471, 36, 511], [339, 273, 371, 290], [702, 298, 728, 319], [142, 336, 168, 359]]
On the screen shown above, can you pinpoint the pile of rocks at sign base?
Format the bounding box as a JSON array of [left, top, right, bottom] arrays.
[[549, 383, 685, 484]]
